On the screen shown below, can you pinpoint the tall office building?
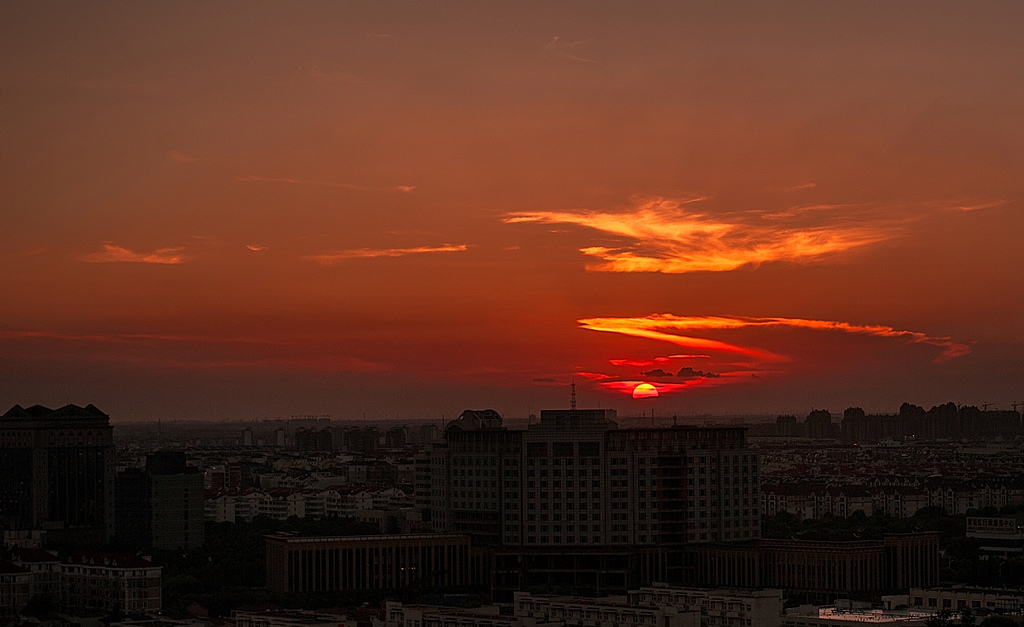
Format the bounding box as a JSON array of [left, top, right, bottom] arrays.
[[431, 408, 760, 594], [0, 404, 114, 544], [115, 451, 204, 550], [434, 408, 758, 547]]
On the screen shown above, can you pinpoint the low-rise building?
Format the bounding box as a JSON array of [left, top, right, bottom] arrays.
[[0, 562, 32, 621], [61, 552, 161, 614], [265, 533, 487, 594], [234, 609, 360, 627], [909, 586, 1024, 613], [515, 590, 701, 627], [783, 604, 931, 627], [628, 585, 784, 627], [386, 603, 522, 627]]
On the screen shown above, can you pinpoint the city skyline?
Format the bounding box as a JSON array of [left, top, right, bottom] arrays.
[[2, 3, 1023, 422]]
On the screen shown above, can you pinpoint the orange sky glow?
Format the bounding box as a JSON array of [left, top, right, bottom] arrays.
[[2, 3, 1022, 421]]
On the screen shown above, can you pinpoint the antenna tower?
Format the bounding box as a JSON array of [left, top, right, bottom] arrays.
[[570, 381, 577, 410]]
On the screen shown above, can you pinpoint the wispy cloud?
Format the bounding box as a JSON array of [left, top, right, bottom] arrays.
[[80, 245, 187, 265], [543, 36, 597, 63], [946, 198, 1007, 212], [506, 197, 896, 273], [237, 175, 414, 193], [246, 245, 268, 252], [169, 151, 200, 164], [579, 313, 970, 363], [576, 313, 969, 397], [777, 182, 817, 192], [760, 203, 859, 220], [306, 244, 469, 265]]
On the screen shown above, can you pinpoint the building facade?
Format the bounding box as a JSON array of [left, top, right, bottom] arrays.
[[0, 404, 115, 543], [434, 409, 759, 548], [265, 533, 488, 594], [695, 533, 940, 601], [115, 451, 205, 550], [432, 409, 759, 595], [60, 552, 161, 614]]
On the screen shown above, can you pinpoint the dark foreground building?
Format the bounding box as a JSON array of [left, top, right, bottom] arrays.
[[115, 451, 205, 550], [696, 531, 940, 602], [431, 408, 759, 597], [264, 533, 491, 594], [0, 404, 114, 544]]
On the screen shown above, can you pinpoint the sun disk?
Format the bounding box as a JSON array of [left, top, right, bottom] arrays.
[[632, 383, 659, 399]]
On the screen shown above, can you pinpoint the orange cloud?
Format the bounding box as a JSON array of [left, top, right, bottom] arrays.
[[246, 245, 268, 252], [306, 244, 469, 264], [80, 244, 187, 264], [608, 358, 658, 367], [780, 182, 817, 192], [608, 355, 708, 367], [581, 314, 777, 360], [168, 151, 200, 164], [599, 380, 709, 395], [579, 313, 970, 363], [948, 199, 1007, 212], [576, 371, 613, 380], [506, 197, 896, 273]]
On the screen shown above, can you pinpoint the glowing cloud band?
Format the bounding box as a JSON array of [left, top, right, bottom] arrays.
[[80, 245, 187, 264], [506, 197, 896, 273], [306, 244, 469, 264], [579, 314, 970, 363]]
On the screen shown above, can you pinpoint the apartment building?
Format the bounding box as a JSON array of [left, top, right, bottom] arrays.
[[433, 409, 759, 548], [430, 408, 759, 595], [61, 552, 162, 614]]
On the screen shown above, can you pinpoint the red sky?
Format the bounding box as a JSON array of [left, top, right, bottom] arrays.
[[2, 3, 1023, 422]]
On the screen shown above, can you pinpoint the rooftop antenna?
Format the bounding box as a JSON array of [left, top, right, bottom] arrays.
[[570, 381, 577, 410], [982, 402, 993, 411], [1012, 401, 1022, 413]]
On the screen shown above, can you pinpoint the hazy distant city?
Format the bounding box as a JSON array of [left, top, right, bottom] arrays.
[[1, 398, 1024, 627]]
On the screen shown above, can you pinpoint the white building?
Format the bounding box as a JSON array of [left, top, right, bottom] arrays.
[[515, 591, 701, 627], [628, 585, 784, 627]]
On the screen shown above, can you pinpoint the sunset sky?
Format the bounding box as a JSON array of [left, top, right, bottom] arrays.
[[2, 3, 1022, 422]]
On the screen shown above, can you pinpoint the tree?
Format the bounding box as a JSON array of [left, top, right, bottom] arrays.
[[979, 616, 1018, 627], [961, 607, 976, 627]]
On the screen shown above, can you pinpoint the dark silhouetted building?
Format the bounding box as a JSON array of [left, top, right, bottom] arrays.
[[695, 532, 940, 602], [264, 533, 488, 593], [115, 451, 204, 550], [0, 404, 114, 544], [432, 408, 760, 597], [295, 428, 333, 452]]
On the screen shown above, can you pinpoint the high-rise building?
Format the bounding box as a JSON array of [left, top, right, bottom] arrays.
[[434, 409, 759, 547], [0, 404, 114, 544], [431, 408, 760, 595], [115, 451, 205, 550]]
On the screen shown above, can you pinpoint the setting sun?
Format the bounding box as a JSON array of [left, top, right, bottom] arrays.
[[632, 383, 659, 400]]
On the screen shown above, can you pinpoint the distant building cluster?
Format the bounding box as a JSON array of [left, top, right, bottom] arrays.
[[9, 397, 1024, 621], [769, 404, 1023, 442]]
